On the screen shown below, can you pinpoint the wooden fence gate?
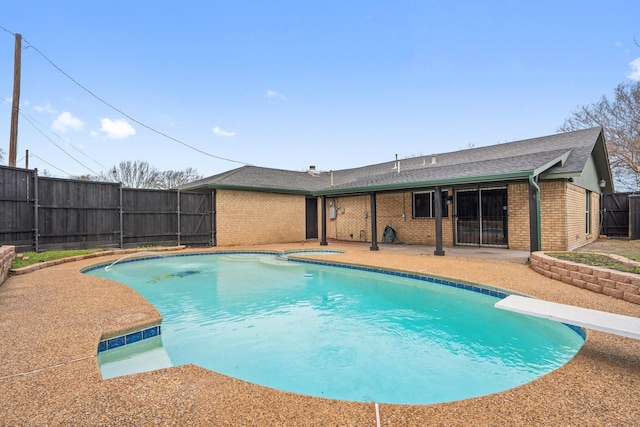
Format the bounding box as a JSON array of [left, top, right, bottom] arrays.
[[601, 192, 638, 238]]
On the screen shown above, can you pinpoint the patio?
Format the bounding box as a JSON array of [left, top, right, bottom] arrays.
[[1, 242, 639, 426]]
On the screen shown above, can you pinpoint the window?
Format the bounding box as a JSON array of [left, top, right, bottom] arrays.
[[413, 191, 448, 218], [585, 190, 591, 234]]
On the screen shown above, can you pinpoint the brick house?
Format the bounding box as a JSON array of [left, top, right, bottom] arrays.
[[181, 127, 612, 252]]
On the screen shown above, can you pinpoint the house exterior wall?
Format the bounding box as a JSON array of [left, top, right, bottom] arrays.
[[539, 180, 569, 251], [537, 181, 600, 251], [324, 195, 370, 241], [507, 183, 530, 250], [322, 181, 600, 251], [213, 179, 601, 250], [324, 191, 454, 246], [216, 190, 307, 246], [565, 183, 600, 251]]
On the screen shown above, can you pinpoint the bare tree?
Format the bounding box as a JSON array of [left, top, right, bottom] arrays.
[[0, 148, 4, 163], [155, 167, 203, 189], [559, 81, 640, 191], [99, 160, 160, 188], [95, 161, 203, 189]]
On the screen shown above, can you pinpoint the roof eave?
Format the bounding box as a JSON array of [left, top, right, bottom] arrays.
[[314, 171, 533, 196], [190, 183, 313, 195]]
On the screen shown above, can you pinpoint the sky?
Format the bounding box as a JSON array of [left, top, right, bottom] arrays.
[[1, 1, 639, 180]]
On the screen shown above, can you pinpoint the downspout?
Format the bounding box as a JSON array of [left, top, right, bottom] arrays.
[[528, 174, 541, 252]]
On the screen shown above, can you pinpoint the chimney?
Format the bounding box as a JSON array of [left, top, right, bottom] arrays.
[[309, 165, 316, 171]]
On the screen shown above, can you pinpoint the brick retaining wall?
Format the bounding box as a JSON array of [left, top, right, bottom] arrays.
[[0, 246, 15, 286], [530, 252, 640, 305]]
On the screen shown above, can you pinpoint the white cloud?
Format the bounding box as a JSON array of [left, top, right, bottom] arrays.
[[627, 57, 640, 81], [100, 118, 136, 139], [52, 111, 84, 132], [266, 89, 288, 101], [212, 126, 236, 137]]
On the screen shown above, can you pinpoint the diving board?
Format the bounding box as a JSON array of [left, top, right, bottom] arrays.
[[495, 295, 640, 340]]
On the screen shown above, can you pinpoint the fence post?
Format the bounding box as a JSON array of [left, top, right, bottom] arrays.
[[119, 183, 124, 248], [630, 194, 640, 240], [33, 168, 39, 253], [177, 190, 181, 246]]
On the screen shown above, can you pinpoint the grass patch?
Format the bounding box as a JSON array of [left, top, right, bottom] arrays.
[[546, 252, 640, 275], [622, 252, 640, 262], [11, 249, 102, 269]]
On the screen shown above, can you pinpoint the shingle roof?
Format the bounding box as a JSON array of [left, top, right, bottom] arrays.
[[180, 127, 609, 195]]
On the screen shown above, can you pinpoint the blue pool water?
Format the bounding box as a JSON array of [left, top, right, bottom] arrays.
[[87, 252, 584, 404]]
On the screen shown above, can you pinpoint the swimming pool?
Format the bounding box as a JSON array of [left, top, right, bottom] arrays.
[[86, 252, 584, 404]]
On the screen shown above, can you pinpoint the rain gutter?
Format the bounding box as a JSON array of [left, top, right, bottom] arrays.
[[528, 174, 542, 251]]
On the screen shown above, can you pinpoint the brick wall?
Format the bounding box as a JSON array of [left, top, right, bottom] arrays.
[[507, 183, 530, 250], [214, 181, 600, 250], [216, 190, 307, 246], [531, 252, 640, 305], [325, 191, 454, 245], [564, 183, 600, 251], [0, 245, 15, 286], [324, 195, 370, 241], [539, 181, 568, 251]]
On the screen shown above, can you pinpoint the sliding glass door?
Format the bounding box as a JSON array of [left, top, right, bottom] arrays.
[[455, 188, 508, 247]]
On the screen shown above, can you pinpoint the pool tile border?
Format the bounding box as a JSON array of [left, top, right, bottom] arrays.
[[98, 325, 161, 353]]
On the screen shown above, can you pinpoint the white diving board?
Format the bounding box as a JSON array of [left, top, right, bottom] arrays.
[[495, 295, 640, 340]]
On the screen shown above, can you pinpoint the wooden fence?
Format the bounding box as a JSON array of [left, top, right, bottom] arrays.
[[0, 166, 213, 252], [601, 192, 640, 239]]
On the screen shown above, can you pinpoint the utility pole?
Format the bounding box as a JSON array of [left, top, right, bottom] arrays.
[[8, 33, 22, 167]]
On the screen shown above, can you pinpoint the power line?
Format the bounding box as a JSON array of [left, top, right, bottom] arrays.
[[0, 25, 251, 166], [29, 153, 73, 176], [20, 112, 101, 176], [21, 110, 109, 171]]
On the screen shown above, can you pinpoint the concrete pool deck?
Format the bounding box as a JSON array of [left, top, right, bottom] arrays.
[[1, 242, 639, 426]]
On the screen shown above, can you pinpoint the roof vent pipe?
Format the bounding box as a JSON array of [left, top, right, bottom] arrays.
[[309, 165, 316, 171], [431, 155, 437, 165], [330, 170, 334, 187]]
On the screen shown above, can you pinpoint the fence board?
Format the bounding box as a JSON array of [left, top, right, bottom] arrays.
[[0, 167, 34, 251], [1, 166, 212, 251]]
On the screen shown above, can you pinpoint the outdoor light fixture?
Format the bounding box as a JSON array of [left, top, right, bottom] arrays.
[[599, 179, 606, 188]]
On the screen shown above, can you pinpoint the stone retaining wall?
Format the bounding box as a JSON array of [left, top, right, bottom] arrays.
[[0, 246, 15, 286], [530, 251, 640, 305]]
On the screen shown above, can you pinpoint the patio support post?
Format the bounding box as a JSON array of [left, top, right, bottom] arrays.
[[528, 175, 541, 252], [211, 190, 217, 247], [370, 191, 379, 251], [320, 196, 328, 245], [434, 186, 445, 256]]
